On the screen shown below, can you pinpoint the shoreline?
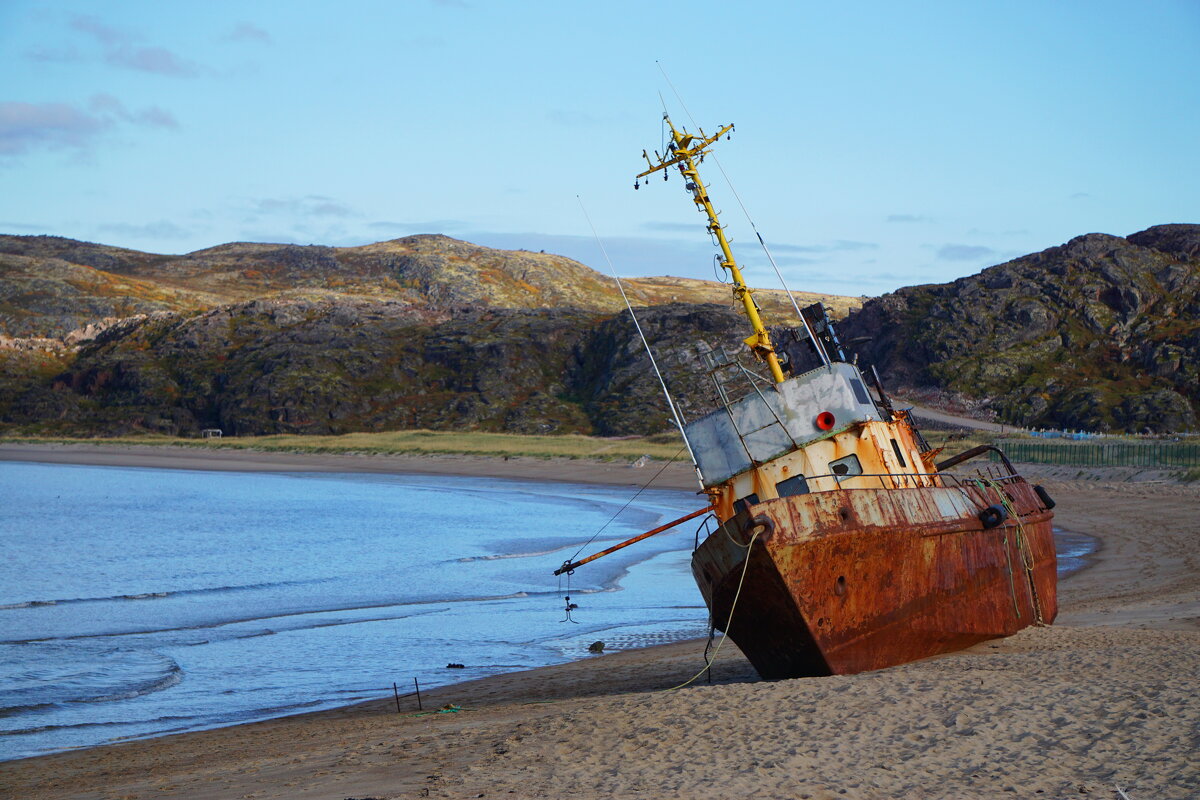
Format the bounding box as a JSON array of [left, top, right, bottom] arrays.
[[0, 441, 702, 492], [3, 444, 1198, 798]]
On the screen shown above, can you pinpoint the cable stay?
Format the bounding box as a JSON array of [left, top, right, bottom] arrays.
[[577, 196, 703, 486]]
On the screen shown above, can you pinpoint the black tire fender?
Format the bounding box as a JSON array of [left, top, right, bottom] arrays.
[[1034, 484, 1056, 510], [978, 503, 1008, 529]]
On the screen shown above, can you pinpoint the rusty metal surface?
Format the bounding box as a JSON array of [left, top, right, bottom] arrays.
[[691, 478, 1057, 678]]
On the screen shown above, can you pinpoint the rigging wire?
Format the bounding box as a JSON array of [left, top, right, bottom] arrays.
[[562, 445, 687, 566], [576, 195, 702, 483], [655, 61, 829, 367]]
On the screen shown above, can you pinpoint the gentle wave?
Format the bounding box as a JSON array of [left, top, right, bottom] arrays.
[[0, 713, 201, 738], [7, 587, 603, 646], [456, 546, 573, 563], [0, 578, 331, 611], [0, 646, 183, 714], [83, 664, 182, 705]]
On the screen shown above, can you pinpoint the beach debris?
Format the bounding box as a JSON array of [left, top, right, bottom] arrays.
[[406, 703, 467, 718], [631, 455, 651, 467], [445, 662, 465, 669], [588, 640, 605, 653]]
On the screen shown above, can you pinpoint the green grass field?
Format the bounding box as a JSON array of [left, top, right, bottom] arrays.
[[0, 430, 689, 462]]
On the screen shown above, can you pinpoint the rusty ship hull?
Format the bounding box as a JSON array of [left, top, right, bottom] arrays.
[[691, 478, 1058, 678]]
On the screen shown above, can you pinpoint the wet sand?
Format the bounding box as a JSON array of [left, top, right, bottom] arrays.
[[2, 445, 1198, 799], [0, 441, 704, 491]]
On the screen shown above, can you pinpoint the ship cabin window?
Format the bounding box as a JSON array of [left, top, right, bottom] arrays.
[[828, 454, 863, 482], [776, 475, 810, 498], [849, 377, 871, 405], [889, 438, 908, 469], [733, 493, 760, 516]]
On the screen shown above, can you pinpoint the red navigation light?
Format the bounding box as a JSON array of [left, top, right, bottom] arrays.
[[815, 411, 836, 431]]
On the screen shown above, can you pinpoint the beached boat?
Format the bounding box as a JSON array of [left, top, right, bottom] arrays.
[[557, 113, 1057, 678]]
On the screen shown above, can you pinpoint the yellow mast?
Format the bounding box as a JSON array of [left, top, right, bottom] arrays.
[[637, 114, 786, 384]]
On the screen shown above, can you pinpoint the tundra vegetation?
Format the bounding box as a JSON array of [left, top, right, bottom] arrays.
[[1, 225, 1197, 440]]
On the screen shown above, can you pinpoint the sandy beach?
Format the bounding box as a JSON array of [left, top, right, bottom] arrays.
[[2, 444, 1197, 799]]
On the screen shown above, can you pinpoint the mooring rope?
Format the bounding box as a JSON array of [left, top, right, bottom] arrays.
[[974, 477, 1045, 625], [663, 526, 761, 692]]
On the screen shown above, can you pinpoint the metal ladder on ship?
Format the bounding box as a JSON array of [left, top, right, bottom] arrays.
[[699, 343, 799, 466]]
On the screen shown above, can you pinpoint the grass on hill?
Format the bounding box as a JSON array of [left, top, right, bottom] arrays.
[[0, 429, 690, 462]]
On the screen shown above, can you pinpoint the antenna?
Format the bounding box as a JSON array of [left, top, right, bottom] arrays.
[[656, 61, 829, 368], [636, 112, 786, 384]]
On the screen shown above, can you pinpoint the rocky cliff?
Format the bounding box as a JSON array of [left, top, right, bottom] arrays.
[[1, 295, 751, 438], [839, 224, 1200, 432]]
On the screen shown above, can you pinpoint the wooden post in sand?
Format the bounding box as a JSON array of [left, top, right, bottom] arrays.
[[393, 682, 401, 714], [413, 678, 423, 711]]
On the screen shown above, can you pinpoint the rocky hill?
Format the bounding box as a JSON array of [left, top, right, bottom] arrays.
[[2, 226, 1196, 437], [839, 224, 1200, 433], [0, 234, 855, 338], [0, 295, 750, 437]]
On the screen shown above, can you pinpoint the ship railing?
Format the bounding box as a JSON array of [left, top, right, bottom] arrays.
[[807, 467, 1022, 492]]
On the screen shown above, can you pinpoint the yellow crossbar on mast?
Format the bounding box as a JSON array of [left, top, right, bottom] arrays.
[[637, 114, 786, 384]]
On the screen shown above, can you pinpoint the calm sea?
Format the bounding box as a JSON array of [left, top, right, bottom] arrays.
[[0, 461, 1093, 761]]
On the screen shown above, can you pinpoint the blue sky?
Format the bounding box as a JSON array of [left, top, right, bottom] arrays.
[[2, 1, 1197, 296]]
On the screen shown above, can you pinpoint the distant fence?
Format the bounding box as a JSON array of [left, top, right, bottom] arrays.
[[991, 440, 1200, 468]]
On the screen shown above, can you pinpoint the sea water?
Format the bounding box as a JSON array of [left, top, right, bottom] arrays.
[[0, 461, 1094, 761]]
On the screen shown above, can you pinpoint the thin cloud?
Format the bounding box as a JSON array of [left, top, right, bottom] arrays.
[[0, 221, 54, 232], [25, 45, 83, 63], [251, 195, 356, 219], [108, 46, 198, 77], [769, 240, 878, 254], [70, 15, 200, 77], [642, 221, 702, 234], [0, 97, 174, 158], [89, 94, 179, 129], [71, 15, 127, 46], [367, 219, 468, 233], [0, 102, 107, 155], [936, 244, 995, 261], [761, 255, 822, 266], [99, 220, 190, 240], [224, 22, 271, 44], [887, 214, 932, 223], [966, 227, 1029, 237], [831, 240, 877, 252]]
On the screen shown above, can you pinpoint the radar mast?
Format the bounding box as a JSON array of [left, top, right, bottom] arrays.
[[637, 114, 785, 384]]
